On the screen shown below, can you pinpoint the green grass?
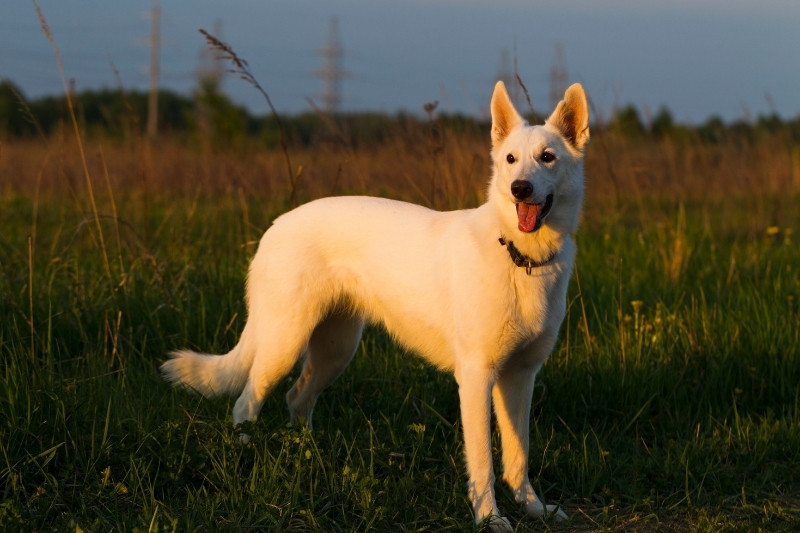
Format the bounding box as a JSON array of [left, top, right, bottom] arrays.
[[1, 186, 799, 532]]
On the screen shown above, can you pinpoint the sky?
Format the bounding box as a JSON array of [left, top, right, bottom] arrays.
[[2, 0, 799, 125]]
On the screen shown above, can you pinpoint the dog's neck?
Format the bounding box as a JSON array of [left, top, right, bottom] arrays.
[[498, 237, 557, 274]]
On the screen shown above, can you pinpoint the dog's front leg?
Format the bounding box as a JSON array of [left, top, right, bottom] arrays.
[[456, 365, 512, 532], [493, 357, 567, 521]]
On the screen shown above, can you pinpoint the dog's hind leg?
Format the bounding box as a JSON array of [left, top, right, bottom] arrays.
[[286, 312, 365, 428], [493, 354, 567, 521], [231, 316, 315, 428]]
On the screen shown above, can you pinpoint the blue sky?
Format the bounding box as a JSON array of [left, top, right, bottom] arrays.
[[2, 0, 799, 124]]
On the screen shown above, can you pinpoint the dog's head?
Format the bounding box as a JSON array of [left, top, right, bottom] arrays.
[[489, 81, 589, 236]]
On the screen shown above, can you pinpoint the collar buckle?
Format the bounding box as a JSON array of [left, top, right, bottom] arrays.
[[498, 237, 556, 274]]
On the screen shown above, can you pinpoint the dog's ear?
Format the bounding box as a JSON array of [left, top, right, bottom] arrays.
[[547, 83, 590, 151], [491, 81, 524, 148]]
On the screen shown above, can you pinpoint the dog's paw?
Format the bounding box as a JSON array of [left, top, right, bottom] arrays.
[[523, 500, 568, 521], [546, 504, 568, 521], [479, 514, 513, 533], [238, 432, 251, 444]]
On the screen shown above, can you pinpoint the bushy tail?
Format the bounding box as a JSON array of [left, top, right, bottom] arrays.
[[160, 342, 252, 398]]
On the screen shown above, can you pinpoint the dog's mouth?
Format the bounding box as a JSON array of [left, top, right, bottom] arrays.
[[516, 194, 554, 233]]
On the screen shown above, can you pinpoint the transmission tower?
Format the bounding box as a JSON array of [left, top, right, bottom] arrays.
[[195, 19, 224, 142], [549, 43, 568, 111], [146, 2, 161, 138], [496, 48, 514, 95], [315, 17, 348, 114], [196, 19, 224, 87]]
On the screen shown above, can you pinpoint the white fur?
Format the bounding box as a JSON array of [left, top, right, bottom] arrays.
[[161, 81, 589, 531]]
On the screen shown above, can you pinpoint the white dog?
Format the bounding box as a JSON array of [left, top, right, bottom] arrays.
[[162, 80, 589, 531]]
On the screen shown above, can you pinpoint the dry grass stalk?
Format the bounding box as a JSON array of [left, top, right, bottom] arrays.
[[34, 0, 115, 288], [199, 28, 299, 206]]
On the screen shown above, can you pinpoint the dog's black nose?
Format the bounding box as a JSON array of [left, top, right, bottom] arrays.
[[510, 180, 533, 200]]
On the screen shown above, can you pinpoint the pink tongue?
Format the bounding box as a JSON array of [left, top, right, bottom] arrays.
[[517, 203, 541, 232]]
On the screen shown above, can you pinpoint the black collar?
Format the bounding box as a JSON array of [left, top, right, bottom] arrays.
[[498, 237, 557, 274]]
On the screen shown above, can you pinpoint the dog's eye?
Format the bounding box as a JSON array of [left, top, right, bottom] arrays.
[[540, 151, 556, 163], [506, 153, 516, 164]]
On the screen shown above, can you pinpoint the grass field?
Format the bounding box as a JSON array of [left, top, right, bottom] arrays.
[[1, 122, 799, 532]]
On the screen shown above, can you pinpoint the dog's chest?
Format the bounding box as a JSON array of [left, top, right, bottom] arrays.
[[507, 266, 568, 340]]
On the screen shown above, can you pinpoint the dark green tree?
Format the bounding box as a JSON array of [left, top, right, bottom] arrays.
[[0, 81, 37, 137], [610, 105, 645, 138]]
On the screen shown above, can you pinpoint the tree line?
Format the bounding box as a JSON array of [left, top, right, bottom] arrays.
[[1, 80, 798, 147]]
